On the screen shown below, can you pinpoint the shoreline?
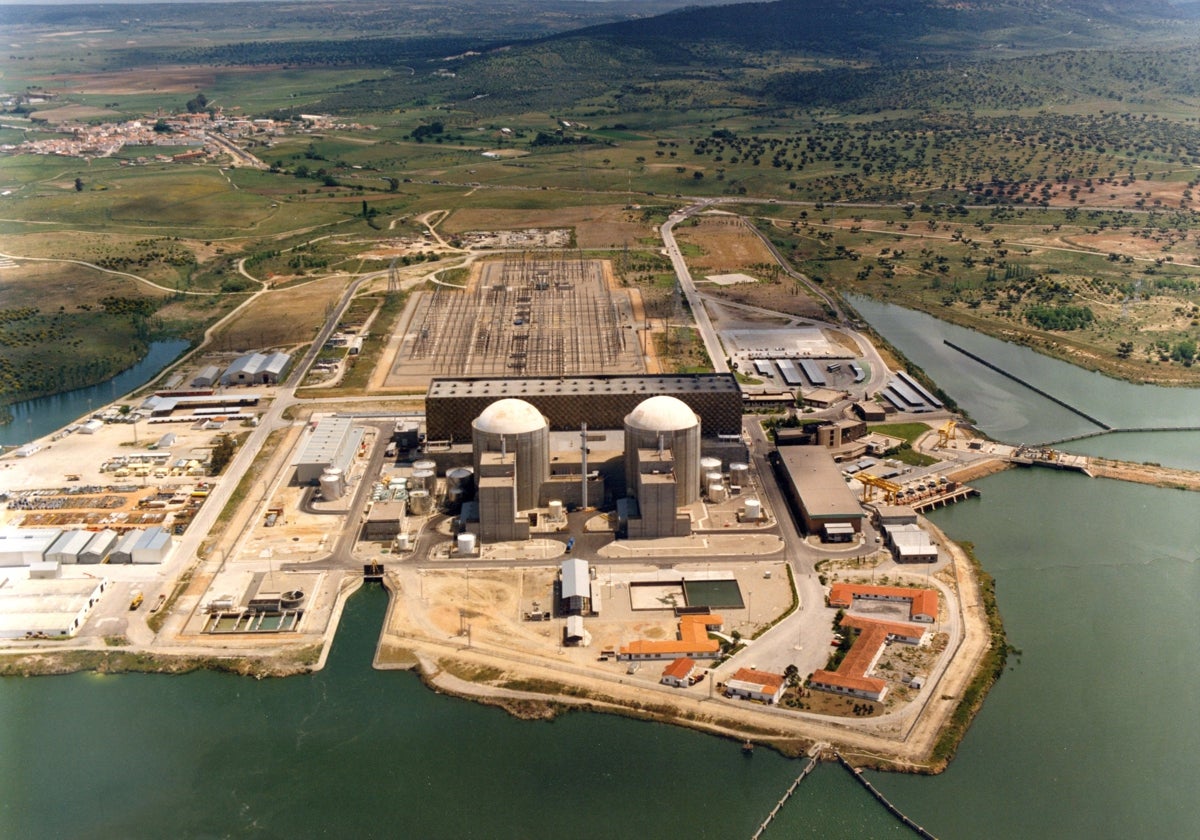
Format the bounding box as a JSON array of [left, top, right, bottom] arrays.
[[0, 527, 1002, 773]]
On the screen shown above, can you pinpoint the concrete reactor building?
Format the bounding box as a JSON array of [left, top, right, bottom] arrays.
[[471, 398, 551, 541], [621, 395, 702, 539], [623, 395, 701, 507]]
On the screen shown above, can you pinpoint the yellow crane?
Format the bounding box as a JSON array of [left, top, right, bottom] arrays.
[[859, 472, 903, 504], [936, 419, 957, 448]]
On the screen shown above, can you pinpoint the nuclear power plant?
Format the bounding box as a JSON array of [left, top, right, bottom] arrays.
[[416, 377, 749, 543]]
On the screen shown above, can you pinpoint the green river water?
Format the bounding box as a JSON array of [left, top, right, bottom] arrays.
[[3, 303, 1198, 838]]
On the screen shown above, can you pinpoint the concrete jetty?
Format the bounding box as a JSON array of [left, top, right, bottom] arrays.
[[750, 753, 820, 840]]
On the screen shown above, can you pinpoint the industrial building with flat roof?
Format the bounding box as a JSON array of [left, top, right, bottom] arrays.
[[773, 447, 864, 539], [425, 374, 743, 441], [294, 416, 365, 485], [0, 576, 108, 639]]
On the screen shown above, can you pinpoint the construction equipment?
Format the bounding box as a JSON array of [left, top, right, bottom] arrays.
[[936, 419, 958, 448], [859, 472, 903, 504]]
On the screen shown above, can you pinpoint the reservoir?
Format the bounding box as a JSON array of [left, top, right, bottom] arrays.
[[0, 339, 190, 447], [3, 306, 1199, 836]]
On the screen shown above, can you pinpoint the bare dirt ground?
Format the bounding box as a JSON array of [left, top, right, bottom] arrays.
[[442, 205, 652, 250], [675, 215, 776, 272], [1089, 457, 1200, 490], [375, 535, 993, 770]]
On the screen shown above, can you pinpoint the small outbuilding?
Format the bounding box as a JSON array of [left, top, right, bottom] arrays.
[[661, 657, 698, 687], [724, 668, 787, 704], [191, 365, 221, 388], [560, 558, 592, 616]]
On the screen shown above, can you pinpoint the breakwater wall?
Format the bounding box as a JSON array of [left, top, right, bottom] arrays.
[[836, 753, 938, 839], [942, 340, 1111, 431]]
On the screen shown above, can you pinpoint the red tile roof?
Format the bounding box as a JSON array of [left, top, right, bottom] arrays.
[[728, 667, 785, 692], [620, 614, 724, 658], [827, 582, 938, 621], [662, 657, 696, 680]]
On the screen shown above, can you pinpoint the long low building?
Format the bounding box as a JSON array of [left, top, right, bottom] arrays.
[[618, 613, 724, 661], [773, 447, 864, 539], [0, 528, 62, 567], [426, 374, 743, 441], [0, 577, 108, 639], [808, 614, 929, 703], [827, 582, 938, 623]]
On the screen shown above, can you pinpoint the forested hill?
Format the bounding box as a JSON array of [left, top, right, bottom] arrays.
[[544, 0, 1197, 63]]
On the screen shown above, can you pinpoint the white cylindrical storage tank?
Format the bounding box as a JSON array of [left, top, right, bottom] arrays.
[[412, 469, 436, 493], [446, 467, 475, 500], [548, 500, 564, 522], [471, 398, 551, 512], [708, 482, 727, 503], [320, 467, 345, 500], [729, 462, 750, 488], [412, 458, 437, 474], [700, 456, 723, 475], [624, 395, 701, 506], [408, 490, 432, 515], [705, 470, 723, 487], [395, 532, 411, 551], [743, 498, 762, 521], [456, 532, 477, 555]]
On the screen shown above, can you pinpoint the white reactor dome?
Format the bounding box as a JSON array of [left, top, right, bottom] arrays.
[[473, 398, 548, 435], [625, 395, 698, 432]]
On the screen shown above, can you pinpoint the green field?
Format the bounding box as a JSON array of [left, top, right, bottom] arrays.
[[2, 0, 1200, 401]]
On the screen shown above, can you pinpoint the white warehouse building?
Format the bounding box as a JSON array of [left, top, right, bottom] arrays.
[[294, 416, 364, 485], [222, 351, 291, 386]]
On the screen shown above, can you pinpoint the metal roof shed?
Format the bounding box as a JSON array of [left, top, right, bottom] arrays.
[[46, 529, 94, 565], [132, 526, 171, 564], [560, 558, 591, 615], [107, 530, 143, 564], [79, 529, 119, 565], [191, 365, 221, 388]]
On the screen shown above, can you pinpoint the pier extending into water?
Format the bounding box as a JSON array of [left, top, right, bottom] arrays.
[[750, 754, 820, 840], [835, 753, 938, 839]]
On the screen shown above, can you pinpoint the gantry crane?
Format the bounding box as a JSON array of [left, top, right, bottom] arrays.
[[936, 419, 958, 448], [859, 472, 903, 504]]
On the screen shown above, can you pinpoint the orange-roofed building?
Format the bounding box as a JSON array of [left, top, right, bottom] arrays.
[[619, 614, 723, 661], [827, 582, 938, 623], [661, 657, 698, 687], [724, 667, 787, 705], [805, 612, 934, 704]]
